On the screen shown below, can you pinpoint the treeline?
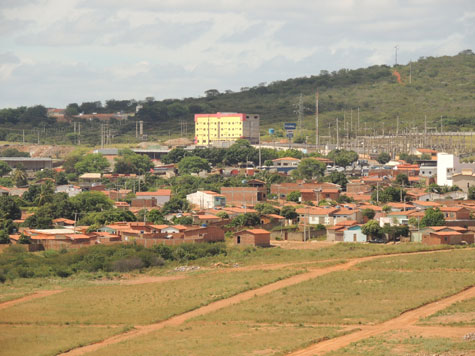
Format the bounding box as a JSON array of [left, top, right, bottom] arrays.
[[0, 242, 228, 281]]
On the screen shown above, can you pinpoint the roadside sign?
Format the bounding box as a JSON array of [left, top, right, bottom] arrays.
[[284, 123, 297, 130], [286, 132, 294, 139]]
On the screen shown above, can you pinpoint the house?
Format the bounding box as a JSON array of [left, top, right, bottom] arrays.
[[53, 218, 75, 228], [79, 173, 102, 182], [343, 225, 367, 243], [221, 186, 266, 206], [437, 153, 474, 186], [0, 186, 10, 196], [55, 184, 82, 197], [333, 208, 362, 224], [438, 207, 471, 220], [452, 169, 475, 194], [234, 229, 270, 247], [0, 157, 53, 171], [271, 157, 301, 173], [186, 190, 226, 209], [412, 201, 441, 210], [326, 220, 358, 242], [134, 189, 171, 206], [422, 230, 474, 245], [296, 207, 338, 225]]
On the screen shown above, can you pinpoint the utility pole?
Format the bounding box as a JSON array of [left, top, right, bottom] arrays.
[[394, 45, 399, 66], [296, 93, 304, 134], [357, 107, 360, 137], [22, 130, 25, 143], [336, 118, 339, 148], [315, 91, 319, 148], [409, 60, 412, 84], [78, 122, 81, 145], [396, 116, 399, 136]]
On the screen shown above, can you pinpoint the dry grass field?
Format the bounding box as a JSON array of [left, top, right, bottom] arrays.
[[0, 245, 473, 356]]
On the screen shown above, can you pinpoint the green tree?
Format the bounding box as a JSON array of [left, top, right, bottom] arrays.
[[224, 140, 256, 165], [395, 173, 409, 186], [281, 206, 298, 220], [114, 149, 153, 175], [74, 153, 110, 174], [327, 149, 358, 167], [35, 181, 55, 206], [376, 152, 391, 164], [0, 161, 11, 176], [361, 220, 383, 241], [254, 203, 280, 215], [161, 148, 188, 164], [177, 156, 211, 175], [71, 191, 114, 213], [18, 232, 32, 244], [286, 191, 301, 202], [420, 208, 445, 227], [230, 213, 260, 227], [361, 208, 375, 220], [469, 186, 475, 200], [216, 211, 229, 219], [12, 168, 27, 187], [0, 230, 10, 244], [325, 171, 348, 189], [147, 209, 168, 224], [371, 186, 405, 203], [292, 158, 325, 180], [162, 197, 190, 215], [0, 196, 21, 220]]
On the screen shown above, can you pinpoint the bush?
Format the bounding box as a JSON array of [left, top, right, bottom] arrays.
[[111, 257, 144, 272]]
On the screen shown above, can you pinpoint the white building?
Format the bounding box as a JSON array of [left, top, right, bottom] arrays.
[[135, 189, 171, 206], [186, 191, 226, 209], [437, 153, 474, 186]]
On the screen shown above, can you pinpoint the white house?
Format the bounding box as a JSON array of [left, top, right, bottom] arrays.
[[343, 225, 367, 242], [437, 153, 474, 186], [55, 184, 82, 197], [186, 190, 226, 209]]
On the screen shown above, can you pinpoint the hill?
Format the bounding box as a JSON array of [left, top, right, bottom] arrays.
[[136, 50, 475, 140], [0, 50, 473, 145]]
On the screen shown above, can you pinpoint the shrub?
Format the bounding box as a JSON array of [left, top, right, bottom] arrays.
[[111, 257, 144, 272]]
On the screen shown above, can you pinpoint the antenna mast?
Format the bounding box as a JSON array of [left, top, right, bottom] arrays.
[[315, 91, 319, 148]]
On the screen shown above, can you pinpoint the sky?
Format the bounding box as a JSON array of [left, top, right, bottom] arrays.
[[0, 0, 474, 108]]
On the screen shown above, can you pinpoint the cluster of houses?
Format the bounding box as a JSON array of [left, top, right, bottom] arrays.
[[2, 143, 474, 252]]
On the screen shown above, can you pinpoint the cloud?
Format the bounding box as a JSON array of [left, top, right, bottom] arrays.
[[0, 0, 473, 107]]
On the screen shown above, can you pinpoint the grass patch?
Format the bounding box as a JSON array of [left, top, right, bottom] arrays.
[[325, 331, 475, 356], [356, 248, 475, 272], [0, 269, 298, 325], [420, 297, 475, 327], [0, 324, 123, 356], [86, 321, 342, 356], [197, 270, 475, 325]]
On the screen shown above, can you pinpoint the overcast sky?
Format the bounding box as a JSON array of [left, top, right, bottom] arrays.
[[0, 0, 473, 108]]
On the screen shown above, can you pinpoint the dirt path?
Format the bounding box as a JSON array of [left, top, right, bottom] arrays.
[[58, 249, 461, 356], [288, 286, 475, 356], [0, 290, 63, 311]]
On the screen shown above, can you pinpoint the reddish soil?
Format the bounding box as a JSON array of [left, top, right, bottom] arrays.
[[0, 290, 63, 310], [288, 286, 475, 356], [58, 250, 460, 356]]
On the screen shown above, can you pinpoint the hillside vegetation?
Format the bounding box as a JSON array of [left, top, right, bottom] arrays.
[[0, 51, 473, 144]]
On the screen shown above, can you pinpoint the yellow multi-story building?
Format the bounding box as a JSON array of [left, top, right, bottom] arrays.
[[194, 112, 260, 146]]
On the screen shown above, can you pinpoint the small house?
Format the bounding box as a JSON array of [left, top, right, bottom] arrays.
[[234, 229, 270, 247]]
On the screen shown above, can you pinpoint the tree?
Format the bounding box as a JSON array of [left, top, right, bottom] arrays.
[[74, 153, 110, 174], [327, 149, 358, 167], [71, 191, 114, 213], [172, 216, 193, 225], [395, 173, 409, 186], [18, 232, 32, 244], [469, 186, 475, 200], [420, 208, 445, 227], [230, 213, 260, 227], [377, 152, 391, 164], [114, 149, 153, 175], [65, 103, 80, 117], [292, 158, 325, 180], [0, 196, 21, 220], [35, 181, 55, 206], [12, 168, 27, 187], [205, 89, 220, 97], [325, 171, 348, 189], [254, 203, 280, 215], [162, 197, 190, 215], [177, 156, 211, 175], [0, 161, 11, 176], [147, 209, 167, 224], [224, 140, 256, 165], [281, 206, 298, 220], [361, 220, 383, 241], [162, 148, 188, 164], [361, 208, 375, 220], [0, 230, 10, 244], [371, 186, 405, 203], [286, 191, 301, 202], [0, 148, 29, 157], [216, 211, 229, 219], [24, 207, 53, 229]]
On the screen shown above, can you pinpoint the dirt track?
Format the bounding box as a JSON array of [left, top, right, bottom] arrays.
[[58, 249, 463, 356], [0, 290, 62, 310], [288, 286, 475, 356]]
